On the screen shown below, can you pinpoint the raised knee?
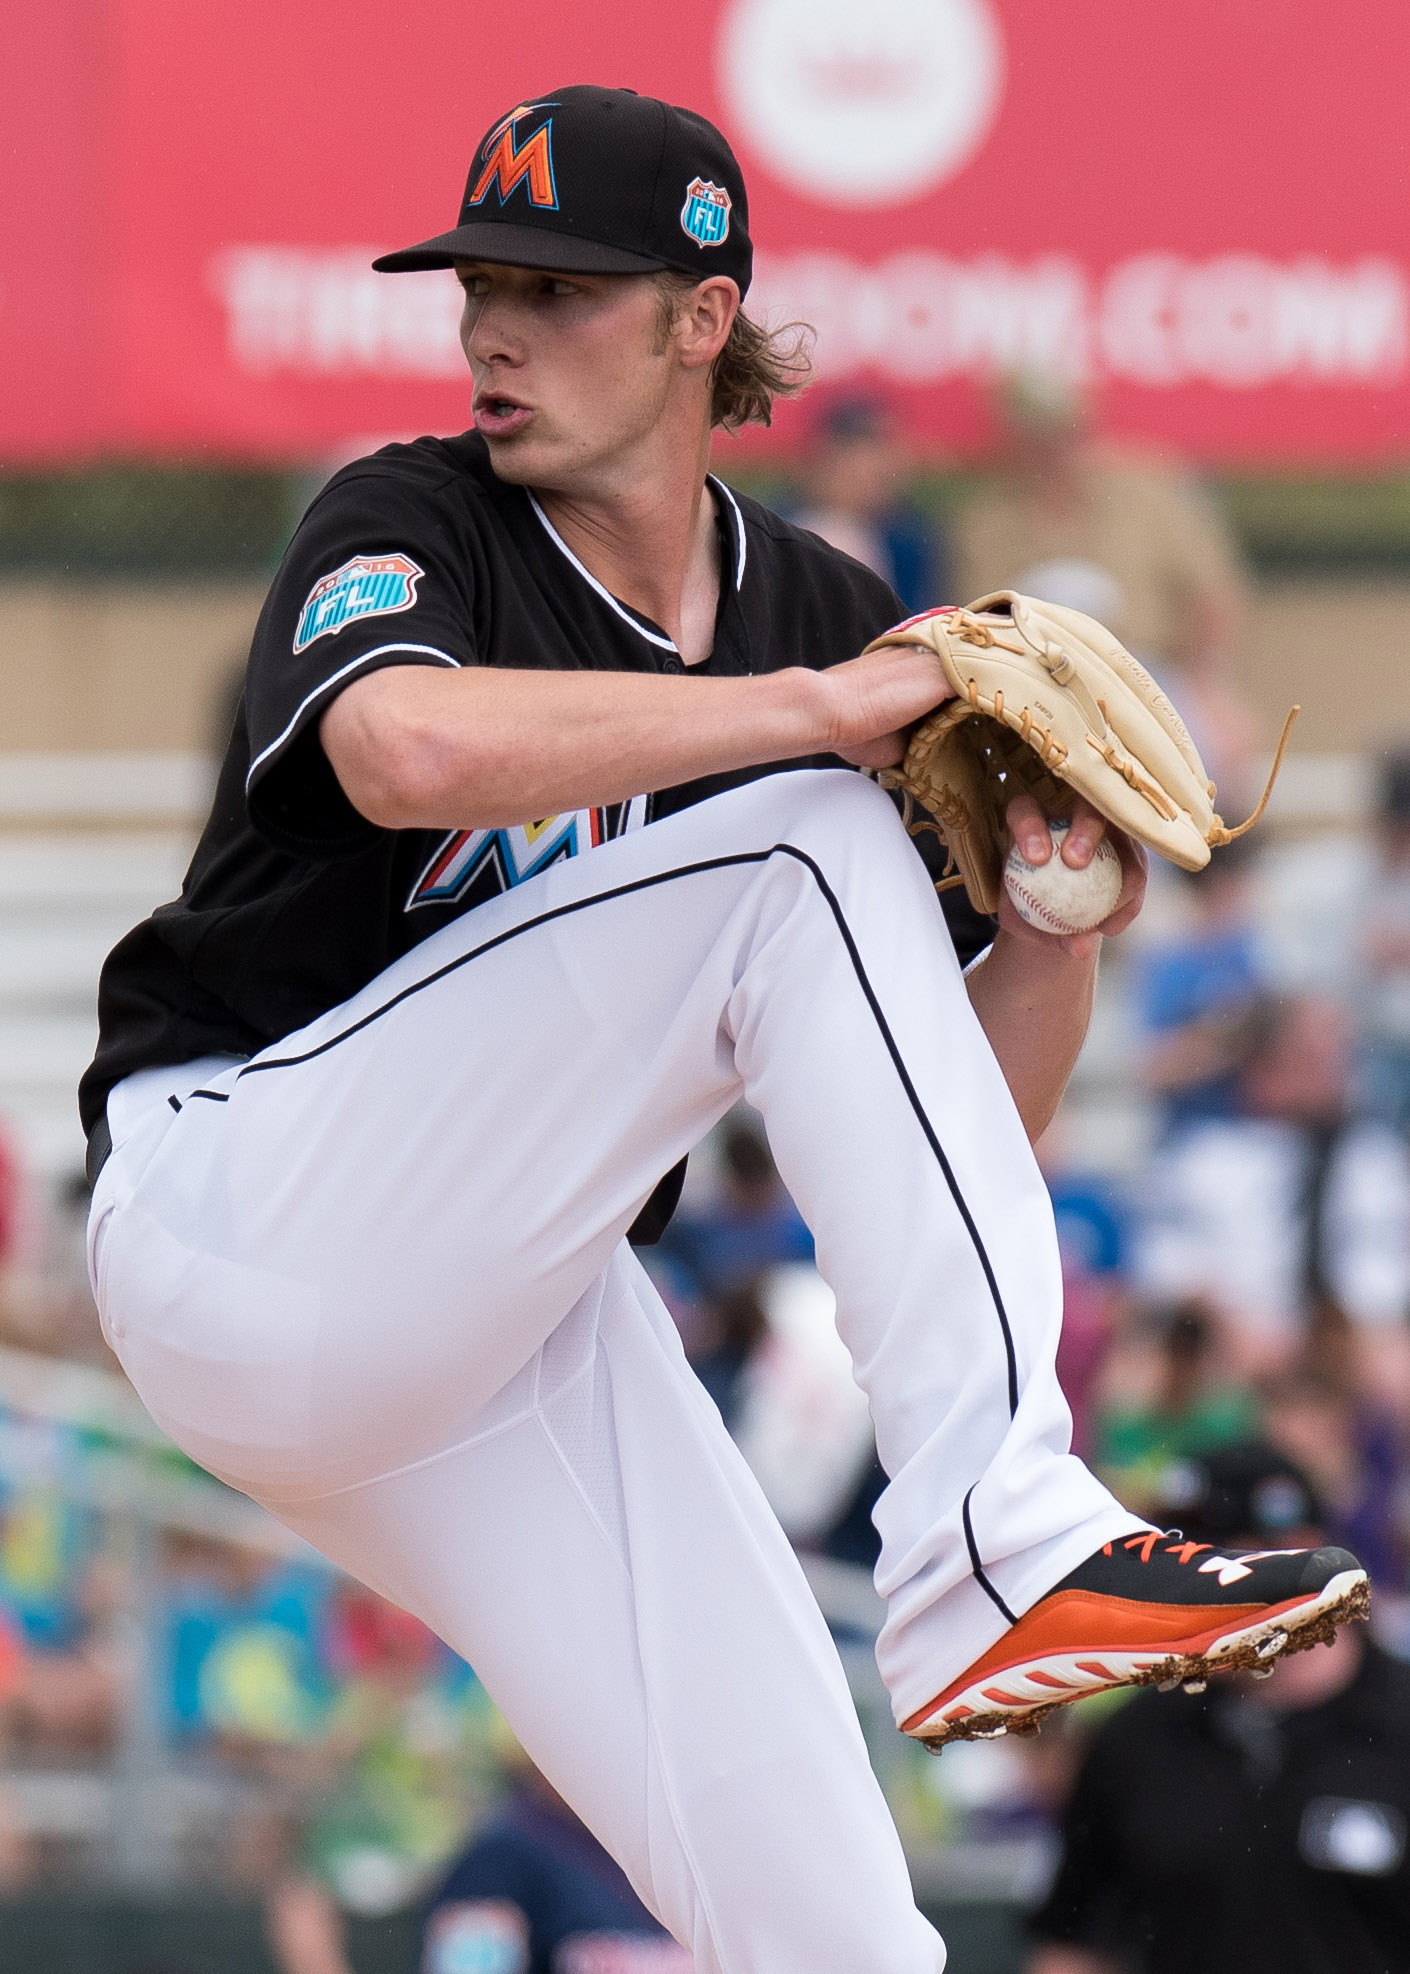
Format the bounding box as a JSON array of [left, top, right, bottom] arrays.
[[760, 766, 909, 867], [758, 765, 899, 838]]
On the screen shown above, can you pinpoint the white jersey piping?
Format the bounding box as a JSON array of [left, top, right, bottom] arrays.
[[528, 482, 750, 650], [527, 494, 679, 652], [246, 642, 461, 788], [709, 477, 748, 593]]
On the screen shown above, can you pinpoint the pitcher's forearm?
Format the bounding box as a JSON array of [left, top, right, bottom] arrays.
[[321, 639, 960, 833], [322, 663, 837, 829], [966, 931, 1100, 1141]]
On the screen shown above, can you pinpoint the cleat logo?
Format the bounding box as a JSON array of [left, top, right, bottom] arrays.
[[1198, 1554, 1254, 1586]]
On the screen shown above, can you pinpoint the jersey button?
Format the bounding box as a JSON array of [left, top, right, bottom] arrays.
[[660, 654, 685, 674]]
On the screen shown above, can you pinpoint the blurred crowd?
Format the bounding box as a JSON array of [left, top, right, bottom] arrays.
[[3, 377, 1410, 1970]]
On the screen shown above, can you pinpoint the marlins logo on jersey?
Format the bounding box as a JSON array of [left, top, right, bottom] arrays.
[[680, 178, 732, 249], [407, 798, 649, 912], [293, 553, 423, 652]]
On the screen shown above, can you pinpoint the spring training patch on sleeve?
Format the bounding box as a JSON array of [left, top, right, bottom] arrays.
[[292, 553, 425, 652]]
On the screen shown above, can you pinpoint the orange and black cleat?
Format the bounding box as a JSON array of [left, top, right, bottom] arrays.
[[905, 1530, 1370, 1749]]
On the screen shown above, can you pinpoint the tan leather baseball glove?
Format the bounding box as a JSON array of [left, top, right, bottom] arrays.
[[865, 590, 1296, 915]]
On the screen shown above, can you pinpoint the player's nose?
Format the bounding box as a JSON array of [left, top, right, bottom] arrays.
[[461, 289, 527, 367]]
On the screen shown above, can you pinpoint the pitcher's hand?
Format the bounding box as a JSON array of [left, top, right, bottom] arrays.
[[999, 794, 1148, 961], [822, 644, 955, 770]]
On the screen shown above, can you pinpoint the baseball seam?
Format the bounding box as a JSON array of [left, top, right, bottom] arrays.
[[1006, 836, 1119, 935], [1005, 874, 1107, 936]]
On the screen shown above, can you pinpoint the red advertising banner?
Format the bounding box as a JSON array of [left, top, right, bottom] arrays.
[[5, 0, 1410, 463]]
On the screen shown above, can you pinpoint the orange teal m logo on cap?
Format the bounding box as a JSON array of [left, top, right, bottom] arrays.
[[468, 103, 560, 211]]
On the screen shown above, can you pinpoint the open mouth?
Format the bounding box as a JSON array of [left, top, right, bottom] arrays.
[[474, 396, 532, 438]]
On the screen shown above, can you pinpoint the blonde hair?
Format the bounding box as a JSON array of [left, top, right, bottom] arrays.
[[654, 273, 813, 431]]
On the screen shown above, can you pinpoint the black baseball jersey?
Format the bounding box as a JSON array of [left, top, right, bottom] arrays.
[[1030, 1642, 1410, 1974], [81, 432, 987, 1134]]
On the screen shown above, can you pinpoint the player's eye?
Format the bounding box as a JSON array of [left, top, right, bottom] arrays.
[[547, 278, 579, 297], [457, 274, 490, 298]]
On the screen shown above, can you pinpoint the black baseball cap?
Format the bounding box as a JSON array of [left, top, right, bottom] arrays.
[[373, 85, 752, 297], [1153, 1443, 1326, 1546]]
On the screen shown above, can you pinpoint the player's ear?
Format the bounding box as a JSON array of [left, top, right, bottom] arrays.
[[674, 277, 738, 371]]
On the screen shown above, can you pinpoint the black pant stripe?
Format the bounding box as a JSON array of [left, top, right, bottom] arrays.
[[785, 846, 1020, 1417], [964, 1485, 1018, 1626]]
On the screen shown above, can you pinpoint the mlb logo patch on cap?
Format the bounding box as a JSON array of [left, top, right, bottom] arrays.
[[679, 178, 732, 249], [293, 552, 424, 652]]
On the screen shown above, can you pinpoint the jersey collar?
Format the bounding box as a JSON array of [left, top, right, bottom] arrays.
[[526, 478, 748, 657], [709, 475, 749, 595]]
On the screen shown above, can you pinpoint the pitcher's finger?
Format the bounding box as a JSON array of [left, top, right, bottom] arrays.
[[1004, 793, 1054, 865]]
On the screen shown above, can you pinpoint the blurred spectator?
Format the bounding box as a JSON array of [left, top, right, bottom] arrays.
[[814, 1450, 888, 1572], [953, 372, 1260, 804], [1262, 1346, 1406, 1592], [789, 393, 940, 613], [0, 1166, 110, 1366], [1136, 844, 1269, 1136], [657, 1118, 880, 1557], [162, 1533, 331, 1749], [657, 1118, 812, 1427], [681, 1283, 768, 1434], [954, 373, 1249, 663], [659, 1119, 812, 1303], [1028, 1444, 1410, 1974], [0, 1605, 27, 1883], [729, 1264, 874, 1548], [2, 1624, 116, 1764], [1147, 1437, 1325, 1547], [1093, 1300, 1259, 1514], [1136, 989, 1410, 1349], [0, 1604, 23, 1705], [300, 1581, 496, 1918], [1037, 1125, 1132, 1462], [158, 1536, 499, 1971], [0, 1431, 119, 1782], [0, 1124, 19, 1279], [1353, 749, 1410, 1133], [421, 1753, 690, 1973], [260, 1584, 502, 1974], [1046, 1169, 1129, 1285], [265, 1876, 358, 1974], [1262, 1001, 1410, 1337], [0, 1127, 38, 1353], [1054, 1270, 1118, 1469], [0, 1471, 103, 1655]]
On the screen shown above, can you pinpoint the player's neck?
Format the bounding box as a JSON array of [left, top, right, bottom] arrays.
[[533, 421, 720, 663]]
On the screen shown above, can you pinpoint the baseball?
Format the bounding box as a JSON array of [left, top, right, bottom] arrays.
[[1004, 818, 1123, 936]]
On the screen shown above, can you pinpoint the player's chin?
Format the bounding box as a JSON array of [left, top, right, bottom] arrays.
[[476, 429, 541, 482], [475, 416, 574, 483]]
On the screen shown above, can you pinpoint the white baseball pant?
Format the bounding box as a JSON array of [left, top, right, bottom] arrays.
[[88, 768, 1134, 1973]]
